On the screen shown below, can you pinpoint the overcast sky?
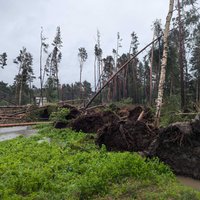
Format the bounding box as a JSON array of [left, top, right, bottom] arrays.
[[0, 0, 169, 89]]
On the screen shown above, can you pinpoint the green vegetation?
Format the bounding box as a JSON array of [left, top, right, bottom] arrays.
[[25, 104, 58, 122], [50, 107, 70, 123], [160, 95, 195, 127], [0, 124, 199, 199]]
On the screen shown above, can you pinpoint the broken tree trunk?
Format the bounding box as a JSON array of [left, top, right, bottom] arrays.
[[154, 0, 175, 128]]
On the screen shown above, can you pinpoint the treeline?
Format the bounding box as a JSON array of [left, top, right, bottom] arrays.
[[0, 80, 93, 106]]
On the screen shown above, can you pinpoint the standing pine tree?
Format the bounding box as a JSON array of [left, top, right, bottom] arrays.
[[14, 47, 34, 105], [78, 47, 88, 99], [0, 52, 7, 69], [94, 30, 103, 92], [51, 26, 62, 100], [39, 27, 49, 105]]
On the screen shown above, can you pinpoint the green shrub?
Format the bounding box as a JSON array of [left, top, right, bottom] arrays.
[[50, 108, 70, 123], [160, 95, 193, 127]]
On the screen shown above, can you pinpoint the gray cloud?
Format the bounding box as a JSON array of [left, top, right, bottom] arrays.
[[0, 0, 169, 90]]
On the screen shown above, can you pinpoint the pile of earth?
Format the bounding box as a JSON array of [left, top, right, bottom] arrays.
[[69, 109, 120, 133], [68, 105, 157, 152], [146, 119, 200, 179], [96, 106, 156, 152]]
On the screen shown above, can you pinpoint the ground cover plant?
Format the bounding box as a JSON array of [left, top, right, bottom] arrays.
[[0, 124, 199, 199]]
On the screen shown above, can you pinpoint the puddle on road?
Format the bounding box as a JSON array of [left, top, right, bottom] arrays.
[[177, 176, 200, 191], [0, 126, 37, 142]]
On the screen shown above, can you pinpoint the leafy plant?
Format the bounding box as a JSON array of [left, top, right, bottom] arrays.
[[50, 107, 70, 123]]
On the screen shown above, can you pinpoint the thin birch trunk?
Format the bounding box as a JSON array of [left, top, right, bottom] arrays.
[[154, 0, 174, 127]]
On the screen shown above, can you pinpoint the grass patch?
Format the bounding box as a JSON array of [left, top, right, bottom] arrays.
[[0, 124, 199, 199]]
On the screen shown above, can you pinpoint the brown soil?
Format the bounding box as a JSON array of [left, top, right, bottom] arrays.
[[96, 106, 156, 151], [96, 121, 156, 151], [149, 120, 200, 179], [70, 110, 120, 133]]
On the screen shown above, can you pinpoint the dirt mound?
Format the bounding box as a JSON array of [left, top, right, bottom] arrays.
[[70, 110, 120, 133], [96, 106, 156, 151], [146, 120, 200, 179], [96, 121, 156, 151], [127, 106, 154, 123]]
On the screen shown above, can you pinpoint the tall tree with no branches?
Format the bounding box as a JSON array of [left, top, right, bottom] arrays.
[[155, 0, 175, 127], [39, 27, 49, 105]]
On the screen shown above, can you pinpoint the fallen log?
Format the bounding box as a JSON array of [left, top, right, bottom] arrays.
[[0, 122, 52, 128]]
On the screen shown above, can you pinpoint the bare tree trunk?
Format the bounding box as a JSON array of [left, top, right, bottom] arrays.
[[123, 68, 127, 98], [170, 70, 174, 97], [80, 63, 82, 99], [19, 80, 23, 105], [149, 30, 155, 105], [196, 80, 199, 103], [154, 39, 161, 98], [154, 0, 174, 127], [56, 69, 59, 101], [177, 0, 186, 110], [40, 29, 43, 106], [94, 57, 97, 92]]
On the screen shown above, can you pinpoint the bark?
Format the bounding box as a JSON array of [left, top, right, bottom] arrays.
[[124, 68, 128, 98], [40, 29, 43, 106], [19, 80, 23, 105], [154, 0, 174, 127], [177, 0, 186, 110], [94, 57, 97, 92], [149, 30, 155, 105], [80, 63, 83, 99]]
